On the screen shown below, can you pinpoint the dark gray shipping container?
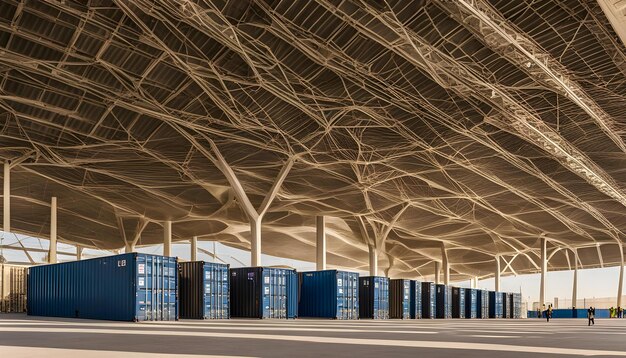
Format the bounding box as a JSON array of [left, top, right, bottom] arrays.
[[410, 280, 422, 319], [436, 284, 451, 319], [421, 281, 436, 318], [451, 286, 465, 318], [229, 267, 298, 319], [502, 292, 510, 318], [359, 276, 389, 319], [178, 261, 229, 319], [389, 279, 410, 319], [464, 288, 477, 318]]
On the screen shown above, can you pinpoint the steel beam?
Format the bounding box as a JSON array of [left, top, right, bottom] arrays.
[[495, 255, 501, 292], [572, 249, 578, 308], [369, 245, 378, 276], [316, 216, 326, 271], [540, 237, 547, 306], [191, 236, 197, 261], [618, 244, 624, 308], [49, 197, 57, 264], [442, 243, 450, 285], [435, 261, 441, 284], [3, 161, 9, 233]]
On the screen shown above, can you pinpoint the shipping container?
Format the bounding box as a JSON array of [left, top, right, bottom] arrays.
[[389, 279, 411, 319], [488, 291, 503, 318], [477, 289, 489, 318], [451, 286, 465, 318], [502, 292, 510, 318], [178, 261, 229, 319], [0, 264, 27, 313], [421, 281, 436, 318], [359, 276, 389, 319], [298, 270, 358, 319], [28, 253, 177, 321], [510, 293, 522, 319], [230, 267, 297, 319], [464, 288, 477, 318], [410, 280, 422, 319], [436, 284, 452, 319]]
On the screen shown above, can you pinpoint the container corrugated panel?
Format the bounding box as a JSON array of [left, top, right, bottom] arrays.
[[410, 280, 422, 319], [0, 264, 27, 313], [501, 292, 510, 318], [230, 267, 297, 319], [451, 287, 465, 318], [488, 291, 503, 318], [510, 293, 521, 319], [421, 282, 436, 318], [298, 270, 358, 319], [477, 289, 489, 318], [436, 284, 451, 319], [464, 288, 477, 318], [178, 261, 229, 319], [27, 253, 177, 321], [389, 279, 410, 319], [359, 276, 389, 319]]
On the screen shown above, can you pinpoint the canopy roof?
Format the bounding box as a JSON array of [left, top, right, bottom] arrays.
[[1, 0, 625, 280]]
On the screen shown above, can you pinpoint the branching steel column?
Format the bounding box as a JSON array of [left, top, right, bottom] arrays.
[[435, 261, 441, 284], [76, 246, 83, 261], [369, 245, 378, 276], [191, 236, 197, 262], [49, 197, 57, 264], [442, 243, 450, 285], [618, 244, 624, 308], [163, 220, 172, 257], [495, 255, 501, 292], [316, 216, 327, 271], [3, 161, 9, 233], [572, 249, 578, 308], [540, 237, 547, 306]]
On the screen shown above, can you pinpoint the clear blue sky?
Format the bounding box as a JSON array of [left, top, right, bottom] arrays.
[[2, 231, 623, 306]]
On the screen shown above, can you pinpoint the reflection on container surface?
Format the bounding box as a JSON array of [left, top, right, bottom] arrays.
[[230, 267, 297, 319], [28, 253, 177, 321], [421, 282, 436, 318], [436, 284, 452, 319], [477, 289, 489, 318], [451, 286, 465, 318], [410, 280, 422, 319], [178, 261, 229, 319], [359, 276, 389, 319], [489, 291, 503, 318], [0, 264, 27, 313], [464, 288, 477, 319], [389, 279, 410, 319], [298, 270, 358, 319]]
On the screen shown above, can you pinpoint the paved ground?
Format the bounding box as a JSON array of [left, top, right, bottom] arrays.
[[1, 314, 626, 357]]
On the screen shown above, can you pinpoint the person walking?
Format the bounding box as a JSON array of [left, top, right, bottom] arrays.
[[537, 307, 542, 319], [546, 304, 552, 322], [588, 306, 595, 326]]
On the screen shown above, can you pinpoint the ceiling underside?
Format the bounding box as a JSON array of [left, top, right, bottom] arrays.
[[0, 0, 625, 280]]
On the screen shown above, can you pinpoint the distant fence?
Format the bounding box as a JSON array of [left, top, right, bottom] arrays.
[[527, 309, 612, 319]]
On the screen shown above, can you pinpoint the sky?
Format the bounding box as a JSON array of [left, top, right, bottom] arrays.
[[2, 231, 623, 307]]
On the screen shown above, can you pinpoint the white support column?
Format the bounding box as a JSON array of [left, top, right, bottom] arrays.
[[76, 246, 83, 261], [368, 245, 378, 276], [316, 216, 327, 271], [250, 219, 261, 266], [442, 243, 450, 285], [49, 197, 57, 264], [163, 220, 172, 257], [495, 255, 501, 292], [618, 244, 624, 308], [213, 241, 217, 263], [540, 237, 547, 307], [3, 161, 9, 233], [191, 236, 198, 261], [434, 261, 441, 284], [125, 242, 135, 253], [572, 249, 578, 308], [472, 277, 479, 289]]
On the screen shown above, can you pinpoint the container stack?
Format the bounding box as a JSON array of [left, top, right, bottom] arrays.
[[410, 280, 422, 319], [421, 282, 436, 318], [477, 289, 489, 318], [510, 293, 522, 319], [298, 270, 358, 319], [178, 261, 229, 319], [359, 276, 389, 319], [489, 291, 503, 318], [28, 253, 178, 321], [389, 279, 411, 319], [0, 264, 27, 313], [464, 288, 477, 319], [230, 267, 298, 319], [436, 284, 452, 319], [451, 287, 465, 318]]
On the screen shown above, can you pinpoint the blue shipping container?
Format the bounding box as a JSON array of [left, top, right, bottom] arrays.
[[230, 267, 297, 319], [27, 253, 177, 321], [489, 291, 503, 318], [410, 280, 422, 319], [477, 289, 489, 318], [464, 288, 477, 318], [298, 270, 358, 319], [421, 282, 436, 318], [359, 276, 389, 319], [452, 286, 465, 318], [436, 284, 452, 319], [178, 261, 229, 319]]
